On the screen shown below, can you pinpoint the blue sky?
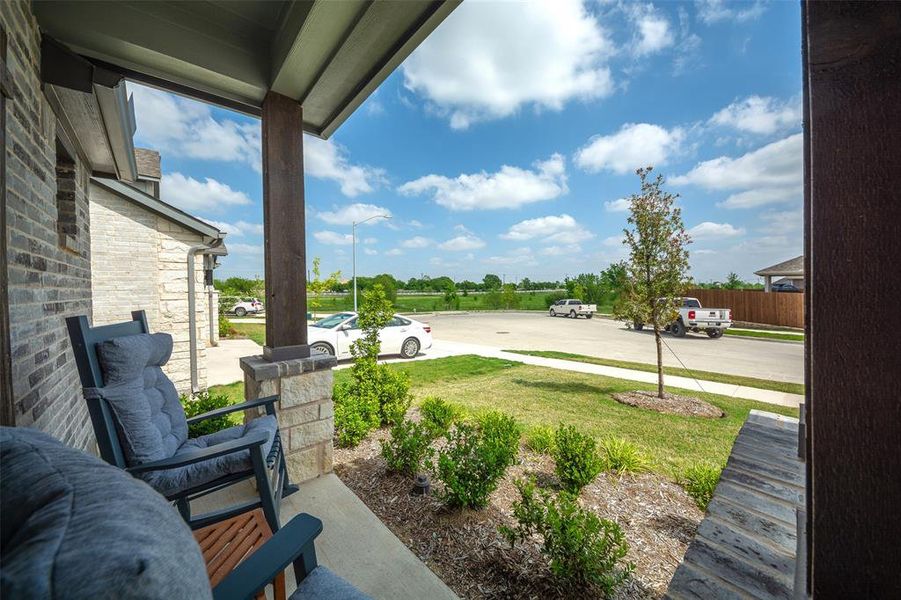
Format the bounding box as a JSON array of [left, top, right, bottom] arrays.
[[128, 0, 802, 284]]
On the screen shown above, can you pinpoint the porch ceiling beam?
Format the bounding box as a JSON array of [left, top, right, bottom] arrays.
[[261, 92, 309, 361]]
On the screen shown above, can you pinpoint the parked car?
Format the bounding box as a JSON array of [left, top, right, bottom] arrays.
[[230, 298, 263, 317], [549, 298, 597, 319], [771, 282, 802, 292], [633, 297, 732, 338], [307, 312, 432, 359]]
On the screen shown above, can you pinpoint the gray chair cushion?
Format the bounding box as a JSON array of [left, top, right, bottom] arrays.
[[96, 332, 188, 465], [0, 427, 212, 600], [141, 415, 278, 497], [290, 566, 372, 600]]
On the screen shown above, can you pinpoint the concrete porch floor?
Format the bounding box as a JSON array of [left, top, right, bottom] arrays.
[[193, 474, 458, 600]]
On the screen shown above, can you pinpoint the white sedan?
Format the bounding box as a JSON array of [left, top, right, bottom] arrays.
[[307, 312, 432, 359]]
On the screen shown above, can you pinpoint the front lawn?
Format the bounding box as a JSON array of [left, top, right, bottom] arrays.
[[213, 355, 798, 479], [724, 328, 804, 342], [228, 322, 265, 345], [505, 349, 805, 395]]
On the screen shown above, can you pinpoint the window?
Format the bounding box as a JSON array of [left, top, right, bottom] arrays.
[[55, 139, 78, 250], [683, 299, 701, 309]]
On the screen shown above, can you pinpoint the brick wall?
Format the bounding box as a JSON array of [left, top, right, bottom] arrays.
[[2, 0, 95, 450], [89, 183, 211, 394]]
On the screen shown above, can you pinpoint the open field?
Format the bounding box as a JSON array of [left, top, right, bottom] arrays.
[[308, 292, 612, 314], [211, 355, 798, 479]]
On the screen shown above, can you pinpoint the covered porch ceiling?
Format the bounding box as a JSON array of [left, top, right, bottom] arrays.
[[33, 0, 459, 138]]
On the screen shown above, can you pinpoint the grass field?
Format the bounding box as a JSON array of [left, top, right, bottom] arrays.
[[210, 354, 798, 479], [505, 350, 804, 395], [724, 328, 804, 342], [228, 322, 265, 345]]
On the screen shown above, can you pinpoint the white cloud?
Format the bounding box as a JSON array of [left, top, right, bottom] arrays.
[[363, 237, 378, 245], [401, 236, 433, 249], [317, 203, 392, 226], [603, 235, 625, 247], [628, 4, 674, 57], [500, 214, 593, 244], [303, 137, 386, 197], [672, 134, 801, 210], [718, 186, 801, 209], [709, 96, 801, 135], [482, 248, 538, 267], [438, 234, 486, 251], [161, 173, 252, 212], [689, 221, 745, 239], [604, 198, 630, 212], [227, 243, 263, 255], [363, 248, 378, 256], [399, 154, 567, 211], [697, 0, 767, 24], [402, 0, 614, 129], [129, 83, 384, 196], [574, 123, 684, 174], [408, 220, 425, 229], [385, 248, 404, 256], [540, 244, 582, 256], [313, 231, 354, 245]]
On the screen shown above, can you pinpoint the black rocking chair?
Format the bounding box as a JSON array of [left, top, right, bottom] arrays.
[[66, 310, 296, 531]]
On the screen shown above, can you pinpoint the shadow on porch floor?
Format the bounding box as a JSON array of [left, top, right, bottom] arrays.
[[193, 474, 458, 600]]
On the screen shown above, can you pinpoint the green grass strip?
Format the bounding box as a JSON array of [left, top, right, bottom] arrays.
[[724, 328, 804, 342], [505, 350, 804, 396]]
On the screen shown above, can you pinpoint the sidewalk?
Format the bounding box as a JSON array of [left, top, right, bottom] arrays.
[[207, 339, 802, 408]]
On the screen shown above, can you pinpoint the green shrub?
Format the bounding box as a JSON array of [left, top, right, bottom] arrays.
[[525, 426, 556, 454], [433, 415, 520, 509], [553, 424, 604, 493], [500, 479, 633, 593], [180, 391, 239, 437], [601, 437, 649, 475], [333, 285, 412, 446], [681, 464, 722, 510], [218, 315, 235, 338], [333, 381, 379, 447], [545, 290, 567, 308], [381, 419, 434, 476], [419, 396, 458, 436]]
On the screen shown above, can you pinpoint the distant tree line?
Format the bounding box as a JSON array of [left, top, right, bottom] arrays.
[[694, 272, 763, 290]]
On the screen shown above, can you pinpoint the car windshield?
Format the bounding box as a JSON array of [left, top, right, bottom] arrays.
[[683, 299, 701, 308], [310, 312, 355, 329]]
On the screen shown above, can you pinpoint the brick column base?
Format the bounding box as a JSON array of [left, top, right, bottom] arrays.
[[240, 353, 337, 483]]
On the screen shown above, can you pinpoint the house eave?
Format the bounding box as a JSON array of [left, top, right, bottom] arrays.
[[91, 177, 226, 241]]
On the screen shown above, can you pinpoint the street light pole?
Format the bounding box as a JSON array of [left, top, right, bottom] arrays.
[[352, 214, 390, 312]]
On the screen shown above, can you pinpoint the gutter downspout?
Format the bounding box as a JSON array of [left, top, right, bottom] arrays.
[[187, 239, 225, 394]]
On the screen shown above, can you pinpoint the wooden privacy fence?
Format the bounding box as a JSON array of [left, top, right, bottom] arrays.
[[687, 289, 804, 328]]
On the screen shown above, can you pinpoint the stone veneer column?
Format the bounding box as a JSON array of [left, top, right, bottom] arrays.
[[240, 353, 337, 483]]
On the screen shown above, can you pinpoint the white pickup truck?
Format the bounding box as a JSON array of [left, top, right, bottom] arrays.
[[549, 298, 597, 319], [633, 297, 732, 338]]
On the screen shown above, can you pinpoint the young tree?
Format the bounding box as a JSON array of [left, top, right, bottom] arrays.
[[307, 257, 341, 317], [617, 167, 692, 398], [482, 273, 502, 290]]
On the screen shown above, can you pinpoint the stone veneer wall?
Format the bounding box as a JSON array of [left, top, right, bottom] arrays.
[[89, 183, 211, 393], [241, 355, 337, 484], [2, 0, 95, 450]]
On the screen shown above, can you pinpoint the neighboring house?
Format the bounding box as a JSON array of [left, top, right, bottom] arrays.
[[755, 255, 805, 292], [89, 149, 226, 395]]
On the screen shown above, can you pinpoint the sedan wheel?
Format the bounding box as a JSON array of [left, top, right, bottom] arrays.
[[311, 342, 334, 356], [235, 307, 247, 317], [400, 337, 420, 359]]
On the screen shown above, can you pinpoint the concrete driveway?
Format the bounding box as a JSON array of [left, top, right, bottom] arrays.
[[415, 312, 804, 384]]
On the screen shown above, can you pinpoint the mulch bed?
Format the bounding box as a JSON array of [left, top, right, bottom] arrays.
[[612, 391, 725, 419], [333, 418, 703, 599]]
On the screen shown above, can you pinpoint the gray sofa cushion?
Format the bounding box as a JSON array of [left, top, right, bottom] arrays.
[[142, 415, 278, 497], [0, 427, 212, 600], [96, 332, 188, 465], [290, 566, 372, 600]]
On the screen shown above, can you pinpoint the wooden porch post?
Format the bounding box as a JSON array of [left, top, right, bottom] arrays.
[[804, 2, 901, 596], [261, 92, 309, 361]]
